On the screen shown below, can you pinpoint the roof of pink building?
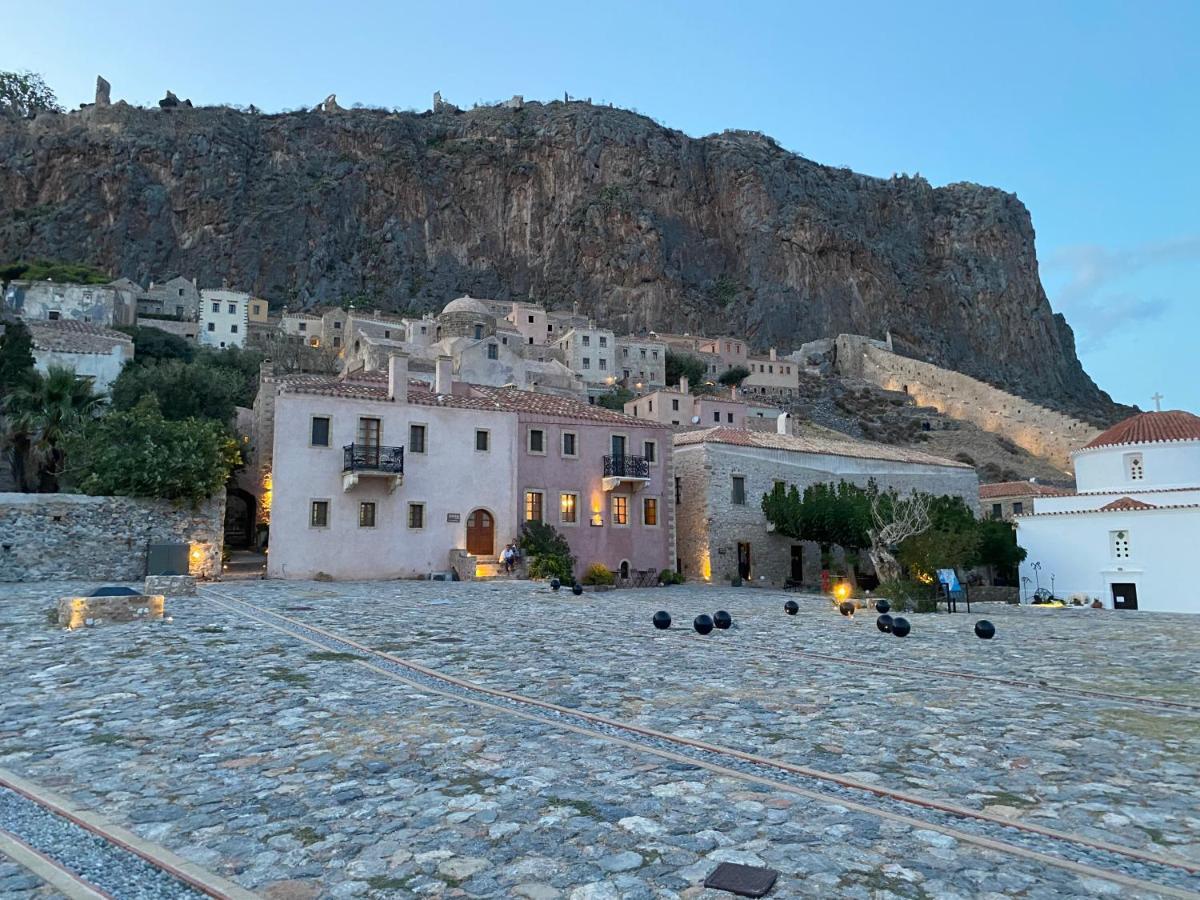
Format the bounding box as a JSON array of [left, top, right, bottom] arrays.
[[673, 426, 971, 468], [979, 481, 1073, 500], [1083, 410, 1200, 450]]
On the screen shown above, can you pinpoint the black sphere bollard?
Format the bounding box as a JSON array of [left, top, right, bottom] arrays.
[[891, 617, 911, 638], [875, 599, 890, 614], [784, 600, 799, 615], [876, 613, 893, 633], [550, 578, 561, 591], [839, 600, 856, 617], [693, 614, 714, 635], [652, 610, 672, 630], [713, 610, 732, 630], [974, 620, 996, 640], [571, 582, 583, 596]]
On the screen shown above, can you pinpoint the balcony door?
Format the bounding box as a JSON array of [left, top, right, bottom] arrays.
[[611, 434, 626, 458], [357, 417, 381, 466]]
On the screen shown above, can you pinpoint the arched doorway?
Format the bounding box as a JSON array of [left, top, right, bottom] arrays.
[[224, 488, 256, 549], [466, 509, 494, 557], [619, 560, 630, 580]]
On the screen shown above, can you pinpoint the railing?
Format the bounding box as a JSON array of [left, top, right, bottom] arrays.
[[603, 454, 650, 479], [343, 443, 404, 474]]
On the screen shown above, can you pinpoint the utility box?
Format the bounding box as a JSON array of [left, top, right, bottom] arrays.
[[147, 543, 189, 577]]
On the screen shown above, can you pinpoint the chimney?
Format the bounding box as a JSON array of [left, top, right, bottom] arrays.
[[769, 348, 777, 361], [679, 376, 689, 395], [388, 352, 409, 402], [435, 355, 453, 394], [777, 412, 791, 435]]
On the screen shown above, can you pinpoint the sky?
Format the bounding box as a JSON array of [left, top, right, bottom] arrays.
[[7, 0, 1199, 411]]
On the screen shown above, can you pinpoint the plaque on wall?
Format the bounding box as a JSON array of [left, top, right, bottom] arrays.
[[446, 513, 461, 523]]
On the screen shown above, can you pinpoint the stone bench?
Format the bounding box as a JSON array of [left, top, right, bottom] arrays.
[[57, 594, 165, 629], [144, 574, 197, 596]]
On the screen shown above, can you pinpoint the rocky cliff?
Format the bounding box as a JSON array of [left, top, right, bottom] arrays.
[[0, 98, 1122, 420]]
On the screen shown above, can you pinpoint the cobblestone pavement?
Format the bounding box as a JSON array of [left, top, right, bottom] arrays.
[[0, 857, 66, 899], [0, 580, 1196, 899]]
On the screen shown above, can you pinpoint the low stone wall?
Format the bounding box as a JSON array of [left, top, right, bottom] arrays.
[[0, 493, 224, 582]]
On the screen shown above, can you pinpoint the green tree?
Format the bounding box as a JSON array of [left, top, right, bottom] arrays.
[[110, 358, 242, 423], [117, 326, 197, 365], [0, 318, 36, 397], [65, 397, 241, 507], [596, 386, 634, 411], [197, 345, 265, 407], [972, 518, 1028, 583], [2, 366, 103, 491], [664, 351, 707, 391], [762, 480, 877, 564], [0, 71, 64, 117], [896, 495, 983, 581], [718, 365, 752, 388]]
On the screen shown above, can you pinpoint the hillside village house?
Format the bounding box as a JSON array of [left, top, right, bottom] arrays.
[[27, 320, 134, 394], [673, 424, 978, 586], [625, 377, 760, 430], [134, 277, 201, 320], [980, 480, 1071, 521], [198, 289, 250, 348], [266, 355, 673, 581], [5, 280, 137, 327], [1016, 410, 1200, 613]]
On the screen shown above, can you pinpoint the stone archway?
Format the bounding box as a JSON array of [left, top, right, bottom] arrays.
[[224, 487, 256, 549]]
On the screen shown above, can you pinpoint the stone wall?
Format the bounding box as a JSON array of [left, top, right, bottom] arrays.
[[0, 493, 224, 581], [834, 336, 1098, 471]]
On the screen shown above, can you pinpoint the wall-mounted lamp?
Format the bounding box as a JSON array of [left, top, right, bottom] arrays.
[[590, 513, 603, 527]]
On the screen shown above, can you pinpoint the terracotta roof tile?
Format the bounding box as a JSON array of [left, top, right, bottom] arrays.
[[27, 319, 132, 354], [673, 426, 970, 468], [1018, 502, 1199, 518], [1083, 410, 1200, 450], [1099, 496, 1157, 511], [979, 481, 1073, 499]]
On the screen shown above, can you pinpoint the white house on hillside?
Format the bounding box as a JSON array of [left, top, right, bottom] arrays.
[[27, 320, 134, 395], [1017, 410, 1200, 613], [199, 290, 250, 348]]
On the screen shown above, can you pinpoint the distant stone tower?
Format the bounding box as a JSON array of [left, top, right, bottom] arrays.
[[95, 76, 111, 107]]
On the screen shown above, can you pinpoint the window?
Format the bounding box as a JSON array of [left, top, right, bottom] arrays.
[[599, 336, 607, 347], [640, 349, 647, 359], [671, 398, 679, 412], [252, 303, 262, 316], [1126, 453, 1144, 481], [611, 495, 628, 526], [582, 335, 591, 346], [623, 348, 629, 358], [228, 303, 236, 314], [475, 429, 490, 452], [644, 440, 657, 464], [582, 357, 591, 369], [731, 475, 746, 505], [727, 412, 734, 423], [713, 411, 720, 423], [528, 314, 535, 323], [333, 320, 341, 329], [357, 417, 381, 448], [528, 428, 545, 453], [207, 322, 215, 332], [1111, 530, 1131, 560], [525, 490, 544, 522], [643, 497, 658, 526], [773, 480, 786, 495], [561, 432, 577, 457], [474, 324, 484, 339], [675, 476, 682, 504], [211, 302, 219, 313], [991, 503, 1003, 520], [487, 343, 498, 360], [408, 503, 425, 529], [559, 492, 578, 525], [1012, 502, 1024, 516], [599, 358, 607, 371], [359, 502, 376, 528], [310, 500, 329, 527], [332, 336, 340, 347], [230, 324, 239, 333], [299, 322, 307, 332], [310, 416, 331, 447], [528, 337, 534, 345], [409, 424, 427, 454]]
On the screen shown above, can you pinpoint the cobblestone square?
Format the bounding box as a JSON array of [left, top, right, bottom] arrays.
[[0, 580, 1197, 899]]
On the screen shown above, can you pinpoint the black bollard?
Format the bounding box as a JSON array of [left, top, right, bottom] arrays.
[[891, 617, 911, 638], [839, 600, 856, 617], [713, 610, 732, 630], [550, 578, 561, 591], [693, 614, 714, 635], [652, 610, 672, 630], [974, 620, 996, 640], [784, 600, 799, 615], [876, 613, 893, 633], [875, 599, 890, 614], [571, 583, 583, 596]]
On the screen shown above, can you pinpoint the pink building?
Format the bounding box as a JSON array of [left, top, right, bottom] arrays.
[[471, 387, 675, 579], [624, 377, 750, 430]]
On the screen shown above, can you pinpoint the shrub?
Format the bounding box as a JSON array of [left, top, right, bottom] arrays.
[[581, 563, 615, 586], [874, 578, 937, 613], [518, 520, 575, 582], [658, 568, 684, 585], [528, 553, 574, 583]]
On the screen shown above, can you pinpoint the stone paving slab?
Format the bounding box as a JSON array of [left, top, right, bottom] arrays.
[[202, 580, 1200, 865], [0, 856, 68, 899], [0, 581, 1194, 898]]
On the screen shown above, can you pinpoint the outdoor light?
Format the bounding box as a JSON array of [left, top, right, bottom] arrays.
[[833, 582, 850, 601], [590, 513, 603, 526]]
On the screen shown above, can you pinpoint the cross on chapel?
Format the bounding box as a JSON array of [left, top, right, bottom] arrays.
[[1152, 392, 1164, 412]]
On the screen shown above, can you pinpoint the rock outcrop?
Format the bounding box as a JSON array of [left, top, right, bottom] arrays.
[[0, 98, 1121, 419]]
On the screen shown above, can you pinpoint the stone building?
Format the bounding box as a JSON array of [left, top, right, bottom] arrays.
[[625, 377, 772, 430], [199, 289, 250, 348], [979, 480, 1071, 521], [555, 324, 619, 398], [743, 348, 800, 398], [136, 277, 201, 320], [672, 423, 977, 586], [5, 280, 137, 327], [27, 319, 134, 395], [614, 336, 668, 390]]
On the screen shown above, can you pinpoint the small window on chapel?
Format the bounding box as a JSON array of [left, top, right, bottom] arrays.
[[1110, 530, 1131, 560], [1126, 453, 1144, 481]]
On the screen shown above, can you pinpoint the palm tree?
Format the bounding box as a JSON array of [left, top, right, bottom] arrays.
[[2, 366, 103, 492]]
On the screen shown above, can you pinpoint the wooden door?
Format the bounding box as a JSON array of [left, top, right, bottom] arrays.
[[737, 542, 751, 580], [466, 509, 494, 557], [1111, 582, 1138, 610]]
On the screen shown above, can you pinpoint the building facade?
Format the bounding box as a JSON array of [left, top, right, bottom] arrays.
[[1016, 410, 1200, 613], [673, 425, 978, 586], [5, 280, 137, 327], [27, 320, 134, 395], [199, 290, 250, 348], [979, 481, 1071, 521]]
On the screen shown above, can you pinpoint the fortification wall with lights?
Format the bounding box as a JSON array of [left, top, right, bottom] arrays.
[[834, 335, 1099, 471], [0, 493, 224, 581]]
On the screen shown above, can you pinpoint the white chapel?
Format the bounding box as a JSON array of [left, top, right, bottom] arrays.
[[1016, 410, 1200, 613]]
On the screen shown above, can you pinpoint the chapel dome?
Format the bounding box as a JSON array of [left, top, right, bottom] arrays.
[[1083, 410, 1200, 451], [440, 296, 493, 317]]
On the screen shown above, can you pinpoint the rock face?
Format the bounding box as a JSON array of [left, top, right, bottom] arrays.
[[0, 99, 1119, 417]]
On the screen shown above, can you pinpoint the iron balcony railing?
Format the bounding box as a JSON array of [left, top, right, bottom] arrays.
[[343, 443, 404, 474], [603, 454, 650, 479]]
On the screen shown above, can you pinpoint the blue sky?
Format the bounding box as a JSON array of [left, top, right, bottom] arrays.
[[9, 0, 1198, 411]]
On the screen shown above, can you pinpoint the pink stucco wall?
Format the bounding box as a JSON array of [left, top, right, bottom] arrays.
[[515, 413, 674, 577]]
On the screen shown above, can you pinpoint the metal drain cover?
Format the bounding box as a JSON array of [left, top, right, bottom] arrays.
[[703, 862, 779, 897]]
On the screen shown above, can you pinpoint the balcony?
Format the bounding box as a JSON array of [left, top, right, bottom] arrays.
[[342, 443, 404, 493], [602, 454, 651, 492]]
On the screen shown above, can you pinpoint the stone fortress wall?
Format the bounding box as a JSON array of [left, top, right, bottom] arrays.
[[0, 493, 224, 581], [833, 335, 1099, 472]]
